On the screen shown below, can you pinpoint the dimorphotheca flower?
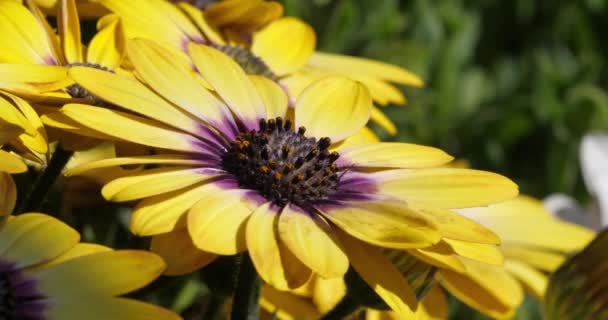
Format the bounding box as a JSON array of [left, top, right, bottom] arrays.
[[0, 212, 180, 320], [55, 39, 517, 317], [90, 0, 423, 134]]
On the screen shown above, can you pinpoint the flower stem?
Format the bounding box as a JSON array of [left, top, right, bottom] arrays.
[[17, 145, 73, 213], [320, 294, 359, 320], [230, 253, 261, 320]]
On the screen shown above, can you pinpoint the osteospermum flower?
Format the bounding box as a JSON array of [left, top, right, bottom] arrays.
[[90, 0, 422, 134], [458, 195, 595, 299], [53, 38, 518, 316], [0, 0, 123, 102], [0, 212, 180, 319], [0, 91, 48, 169]]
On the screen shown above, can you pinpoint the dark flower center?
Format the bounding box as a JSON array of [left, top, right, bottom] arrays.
[[222, 117, 340, 207], [215, 45, 276, 80], [0, 272, 15, 319], [65, 62, 114, 106]]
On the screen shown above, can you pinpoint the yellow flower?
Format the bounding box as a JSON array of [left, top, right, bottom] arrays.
[[91, 0, 423, 134], [17, 0, 108, 18], [0, 0, 124, 101], [0, 91, 48, 168], [458, 195, 595, 300], [53, 38, 517, 317], [0, 212, 180, 320]]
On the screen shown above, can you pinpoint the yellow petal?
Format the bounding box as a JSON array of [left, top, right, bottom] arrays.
[[3, 91, 48, 154], [247, 202, 311, 290], [338, 232, 417, 317], [250, 75, 288, 119], [0, 173, 16, 216], [278, 204, 348, 278], [501, 246, 565, 272], [409, 244, 466, 273], [308, 52, 424, 87], [102, 167, 218, 202], [413, 206, 500, 244], [204, 0, 283, 32], [86, 18, 124, 69], [444, 239, 503, 266], [0, 213, 79, 269], [335, 142, 453, 169], [251, 17, 315, 76], [0, 64, 69, 87], [34, 250, 165, 297], [415, 285, 448, 320], [260, 285, 321, 320], [312, 277, 347, 313], [126, 39, 238, 133], [295, 77, 371, 142], [188, 186, 257, 255], [68, 67, 201, 134], [370, 105, 397, 135], [151, 229, 217, 276], [58, 0, 83, 63], [130, 182, 211, 236], [0, 1, 55, 64], [376, 168, 519, 209], [61, 103, 201, 152], [46, 297, 180, 320], [26, 0, 65, 65], [65, 155, 205, 177], [504, 260, 547, 299], [353, 75, 406, 106], [438, 259, 523, 319], [0, 151, 27, 173], [188, 43, 266, 130], [177, 2, 225, 45], [317, 200, 440, 249], [28, 243, 112, 272], [333, 126, 379, 148]]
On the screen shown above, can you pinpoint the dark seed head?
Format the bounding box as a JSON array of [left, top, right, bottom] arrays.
[[222, 117, 341, 207], [215, 45, 277, 80]]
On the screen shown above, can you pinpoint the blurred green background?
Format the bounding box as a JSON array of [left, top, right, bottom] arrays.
[[282, 0, 608, 318]]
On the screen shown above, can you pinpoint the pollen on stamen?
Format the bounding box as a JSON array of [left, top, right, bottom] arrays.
[[221, 117, 341, 207]]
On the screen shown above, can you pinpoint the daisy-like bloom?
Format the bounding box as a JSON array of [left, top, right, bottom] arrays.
[[17, 0, 107, 18], [458, 195, 595, 300], [90, 0, 422, 134], [0, 212, 181, 319], [0, 0, 123, 102], [0, 91, 48, 170], [54, 39, 518, 317]]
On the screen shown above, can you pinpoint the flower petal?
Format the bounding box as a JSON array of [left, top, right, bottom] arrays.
[[0, 173, 16, 216], [375, 168, 519, 209], [249, 75, 288, 119], [0, 151, 27, 173], [278, 204, 348, 278], [335, 142, 453, 169], [60, 104, 201, 153], [58, 0, 83, 63], [204, 0, 283, 32], [0, 213, 79, 269], [504, 260, 547, 299], [413, 206, 500, 244], [443, 239, 503, 266], [151, 229, 217, 276], [247, 202, 311, 290], [86, 18, 124, 69], [338, 231, 417, 317], [370, 105, 397, 135], [34, 250, 165, 297], [126, 39, 238, 135], [65, 155, 209, 177], [188, 186, 257, 255], [0, 1, 55, 64], [102, 167, 218, 202], [0, 64, 69, 87], [501, 246, 564, 272], [45, 297, 180, 320], [438, 259, 523, 319], [188, 43, 266, 130], [308, 52, 424, 87], [260, 285, 321, 320], [176, 3, 225, 45], [317, 200, 440, 249], [409, 244, 466, 273], [295, 77, 371, 143], [251, 17, 315, 76], [131, 182, 214, 236]]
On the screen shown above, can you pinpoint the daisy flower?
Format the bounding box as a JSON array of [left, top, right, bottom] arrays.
[[90, 0, 423, 134], [0, 0, 123, 102], [54, 38, 517, 317], [21, 0, 107, 18], [0, 212, 180, 320]]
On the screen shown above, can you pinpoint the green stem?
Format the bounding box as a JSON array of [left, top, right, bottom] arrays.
[[230, 254, 261, 320], [320, 294, 359, 320], [17, 145, 73, 213]]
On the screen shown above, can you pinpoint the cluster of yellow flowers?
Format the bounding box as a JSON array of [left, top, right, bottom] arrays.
[[0, 0, 601, 319]]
